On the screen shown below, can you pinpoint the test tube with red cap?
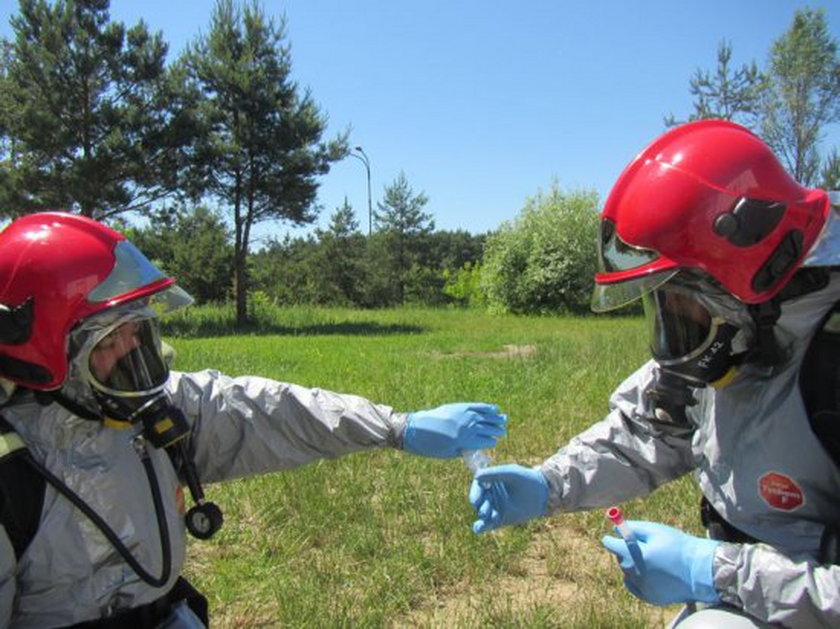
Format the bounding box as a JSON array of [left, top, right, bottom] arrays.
[[606, 506, 636, 543]]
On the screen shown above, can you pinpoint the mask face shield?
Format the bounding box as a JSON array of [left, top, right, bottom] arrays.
[[643, 289, 715, 363], [641, 283, 751, 386], [87, 317, 168, 399], [67, 286, 191, 421]]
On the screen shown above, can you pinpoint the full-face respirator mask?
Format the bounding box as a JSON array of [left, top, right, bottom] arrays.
[[639, 277, 758, 434], [69, 306, 190, 448], [642, 279, 756, 387]]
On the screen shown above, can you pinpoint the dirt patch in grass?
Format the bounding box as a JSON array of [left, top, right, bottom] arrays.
[[390, 520, 677, 628], [432, 344, 538, 360], [389, 522, 583, 627]]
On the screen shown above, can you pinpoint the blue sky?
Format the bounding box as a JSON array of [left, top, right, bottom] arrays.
[[2, 1, 839, 243]]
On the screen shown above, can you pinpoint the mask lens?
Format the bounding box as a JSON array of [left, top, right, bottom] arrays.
[[89, 319, 168, 394], [644, 290, 712, 361]]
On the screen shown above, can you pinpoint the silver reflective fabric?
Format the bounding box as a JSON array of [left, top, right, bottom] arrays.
[[0, 373, 406, 627], [803, 198, 840, 268], [540, 227, 840, 626]]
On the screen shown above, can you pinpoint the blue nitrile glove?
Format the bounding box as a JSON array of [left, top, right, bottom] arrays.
[[601, 520, 721, 606], [403, 403, 507, 459], [468, 464, 549, 534]]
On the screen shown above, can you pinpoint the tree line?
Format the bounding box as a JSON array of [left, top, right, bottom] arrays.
[[1, 2, 838, 321], [121, 181, 601, 314], [122, 187, 492, 310]]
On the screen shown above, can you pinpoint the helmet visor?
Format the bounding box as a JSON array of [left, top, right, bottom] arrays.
[[591, 269, 678, 312], [642, 288, 715, 363], [591, 218, 675, 312], [597, 218, 661, 274], [88, 240, 166, 303]]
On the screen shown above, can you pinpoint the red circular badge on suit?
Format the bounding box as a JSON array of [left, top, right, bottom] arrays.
[[175, 485, 186, 515], [758, 471, 804, 511]]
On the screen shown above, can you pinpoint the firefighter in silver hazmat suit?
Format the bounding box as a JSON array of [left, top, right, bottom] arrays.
[[468, 120, 840, 628], [0, 212, 508, 628]]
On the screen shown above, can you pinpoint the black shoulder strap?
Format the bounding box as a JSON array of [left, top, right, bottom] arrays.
[[0, 402, 190, 566], [748, 267, 832, 366], [799, 296, 840, 468], [0, 415, 45, 561]]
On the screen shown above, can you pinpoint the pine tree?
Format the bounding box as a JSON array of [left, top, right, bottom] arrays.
[[313, 199, 367, 305], [374, 172, 434, 303], [664, 40, 765, 128], [0, 0, 196, 218], [182, 0, 347, 325]]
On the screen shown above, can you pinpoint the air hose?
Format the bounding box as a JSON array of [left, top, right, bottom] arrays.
[[24, 435, 172, 588]]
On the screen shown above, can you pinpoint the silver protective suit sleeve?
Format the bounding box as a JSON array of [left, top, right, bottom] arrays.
[[539, 362, 696, 513], [166, 369, 407, 482], [715, 542, 840, 628]]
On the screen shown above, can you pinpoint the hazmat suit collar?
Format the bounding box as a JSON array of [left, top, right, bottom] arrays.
[[803, 192, 840, 267]]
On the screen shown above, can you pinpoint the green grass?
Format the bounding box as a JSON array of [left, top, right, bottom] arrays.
[[164, 306, 700, 628]]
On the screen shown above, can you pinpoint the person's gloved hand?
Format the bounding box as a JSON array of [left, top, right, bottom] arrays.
[[601, 520, 721, 606], [403, 403, 507, 459], [469, 464, 548, 534]]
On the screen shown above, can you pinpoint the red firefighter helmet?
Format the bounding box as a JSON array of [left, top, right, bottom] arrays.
[[0, 212, 191, 390], [591, 120, 830, 312]]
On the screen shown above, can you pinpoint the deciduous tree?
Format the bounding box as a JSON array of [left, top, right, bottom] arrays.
[[481, 185, 599, 314], [760, 8, 840, 185]]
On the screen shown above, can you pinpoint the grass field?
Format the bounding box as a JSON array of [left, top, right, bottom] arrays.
[[163, 306, 702, 628]]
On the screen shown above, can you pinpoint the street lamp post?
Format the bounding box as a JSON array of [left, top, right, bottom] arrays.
[[349, 146, 372, 235]]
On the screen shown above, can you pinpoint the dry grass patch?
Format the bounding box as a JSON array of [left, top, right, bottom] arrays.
[[431, 344, 538, 360], [389, 521, 588, 627], [390, 518, 679, 628]]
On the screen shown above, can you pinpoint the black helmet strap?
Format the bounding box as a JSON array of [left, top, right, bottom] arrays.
[[747, 267, 831, 366]]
